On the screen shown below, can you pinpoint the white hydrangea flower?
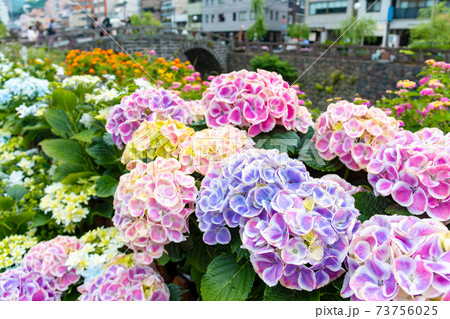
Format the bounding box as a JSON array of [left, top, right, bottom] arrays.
[[8, 170, 25, 185], [80, 113, 95, 128]]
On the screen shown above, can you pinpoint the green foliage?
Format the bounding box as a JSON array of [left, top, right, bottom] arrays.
[[247, 0, 267, 41], [201, 254, 255, 301], [337, 16, 376, 45], [410, 3, 450, 49], [168, 283, 188, 301], [376, 61, 450, 133], [40, 139, 85, 164], [297, 127, 343, 172], [253, 126, 301, 156], [353, 191, 394, 222], [250, 53, 298, 83], [130, 12, 162, 27], [0, 21, 6, 39], [264, 284, 320, 301], [287, 23, 310, 39], [94, 175, 118, 197]]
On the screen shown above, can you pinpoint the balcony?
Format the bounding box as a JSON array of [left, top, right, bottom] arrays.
[[393, 7, 421, 19]]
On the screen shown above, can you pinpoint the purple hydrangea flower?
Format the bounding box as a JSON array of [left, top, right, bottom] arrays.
[[367, 128, 450, 222], [196, 149, 360, 291], [342, 215, 450, 301], [0, 266, 62, 301], [106, 88, 193, 149]]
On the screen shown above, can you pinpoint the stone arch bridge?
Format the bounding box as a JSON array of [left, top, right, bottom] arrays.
[[30, 26, 231, 75]]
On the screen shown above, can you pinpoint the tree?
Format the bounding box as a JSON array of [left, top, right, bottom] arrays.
[[409, 2, 450, 49], [130, 12, 162, 27], [0, 21, 6, 39], [287, 23, 310, 39], [337, 16, 376, 45], [247, 0, 267, 41]]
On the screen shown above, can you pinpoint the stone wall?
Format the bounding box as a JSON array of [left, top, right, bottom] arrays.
[[227, 52, 424, 110]]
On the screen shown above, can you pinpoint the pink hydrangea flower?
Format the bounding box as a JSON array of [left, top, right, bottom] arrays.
[[78, 263, 169, 301], [21, 236, 82, 292], [106, 88, 193, 149], [202, 69, 313, 137], [313, 100, 402, 171], [342, 215, 450, 301], [367, 128, 450, 222], [112, 158, 198, 264]]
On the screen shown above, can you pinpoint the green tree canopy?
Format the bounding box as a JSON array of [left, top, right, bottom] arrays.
[[130, 12, 162, 27], [337, 16, 376, 45], [409, 2, 450, 49], [287, 23, 310, 39], [0, 21, 6, 39], [247, 0, 267, 41]]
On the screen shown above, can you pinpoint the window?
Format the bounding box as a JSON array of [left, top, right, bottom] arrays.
[[270, 10, 273, 20], [275, 11, 279, 20], [219, 13, 225, 22], [309, 1, 347, 15], [367, 0, 381, 11], [396, 0, 435, 7], [239, 11, 247, 21], [233, 12, 237, 21], [218, 0, 225, 3], [250, 10, 255, 20], [205, 14, 209, 23], [211, 0, 214, 5], [205, 0, 209, 5], [211, 14, 215, 22]]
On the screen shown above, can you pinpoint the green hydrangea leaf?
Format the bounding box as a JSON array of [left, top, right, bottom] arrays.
[[201, 253, 255, 301]]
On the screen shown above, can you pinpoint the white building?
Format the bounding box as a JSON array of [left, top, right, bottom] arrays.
[[0, 0, 10, 26], [202, 0, 289, 42], [305, 0, 444, 46]]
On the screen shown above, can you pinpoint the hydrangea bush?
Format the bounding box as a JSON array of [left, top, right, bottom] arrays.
[[0, 48, 449, 302], [378, 60, 450, 133]]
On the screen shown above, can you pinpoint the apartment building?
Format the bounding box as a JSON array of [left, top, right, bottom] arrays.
[[69, 0, 108, 28], [161, 0, 188, 27], [288, 0, 306, 23], [305, 0, 445, 46], [202, 0, 289, 41], [142, 0, 162, 20]]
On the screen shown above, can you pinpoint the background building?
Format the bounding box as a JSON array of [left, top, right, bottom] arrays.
[[187, 0, 202, 30], [202, 0, 289, 41], [0, 0, 10, 27], [142, 0, 162, 20], [288, 0, 305, 23], [161, 0, 188, 27], [305, 0, 446, 46]]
